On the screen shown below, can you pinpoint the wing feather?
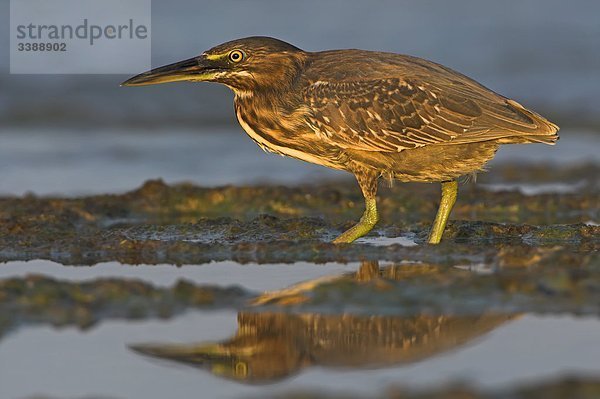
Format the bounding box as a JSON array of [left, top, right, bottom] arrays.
[[303, 77, 557, 152]]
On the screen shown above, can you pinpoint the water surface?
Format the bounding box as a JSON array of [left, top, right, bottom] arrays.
[[0, 128, 597, 196], [1, 312, 599, 399]]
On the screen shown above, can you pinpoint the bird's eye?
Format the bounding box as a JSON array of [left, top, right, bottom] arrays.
[[228, 50, 244, 63], [234, 361, 248, 377]]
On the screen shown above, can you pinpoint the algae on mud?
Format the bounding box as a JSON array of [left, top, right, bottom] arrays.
[[0, 162, 598, 265], [0, 274, 251, 340]]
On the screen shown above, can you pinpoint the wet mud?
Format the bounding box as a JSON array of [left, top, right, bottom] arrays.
[[0, 164, 598, 265], [0, 275, 250, 339]]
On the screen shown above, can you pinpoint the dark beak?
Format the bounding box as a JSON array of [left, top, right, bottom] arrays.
[[121, 56, 216, 87], [129, 342, 244, 377]]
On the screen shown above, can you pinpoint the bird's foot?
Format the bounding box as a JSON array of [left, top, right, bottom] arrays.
[[333, 207, 379, 244], [427, 180, 458, 245], [427, 230, 444, 245], [333, 220, 377, 243]]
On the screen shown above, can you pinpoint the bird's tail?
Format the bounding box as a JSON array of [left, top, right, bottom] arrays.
[[497, 100, 559, 145]]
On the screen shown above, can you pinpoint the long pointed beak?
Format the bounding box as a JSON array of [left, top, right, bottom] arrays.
[[121, 56, 216, 87], [129, 342, 230, 362], [129, 342, 252, 380]]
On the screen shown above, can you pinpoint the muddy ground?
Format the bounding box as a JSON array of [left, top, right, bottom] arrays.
[[0, 163, 597, 265]]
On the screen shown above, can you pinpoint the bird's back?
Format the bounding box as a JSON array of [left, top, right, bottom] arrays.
[[301, 49, 558, 149]]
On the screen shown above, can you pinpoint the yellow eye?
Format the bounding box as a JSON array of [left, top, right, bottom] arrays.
[[228, 50, 244, 63], [234, 361, 248, 377]]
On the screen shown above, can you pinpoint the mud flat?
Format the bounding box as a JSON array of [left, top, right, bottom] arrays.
[[0, 163, 597, 265]]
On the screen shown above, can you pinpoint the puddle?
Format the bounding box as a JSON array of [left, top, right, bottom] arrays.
[[0, 260, 357, 292], [454, 263, 495, 275], [355, 235, 418, 247], [1, 257, 599, 398], [2, 258, 600, 339], [480, 181, 589, 195], [1, 312, 599, 399]]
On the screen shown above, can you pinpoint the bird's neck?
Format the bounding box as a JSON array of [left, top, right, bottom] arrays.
[[231, 87, 255, 100], [233, 88, 313, 167], [234, 87, 306, 132], [232, 53, 309, 134]]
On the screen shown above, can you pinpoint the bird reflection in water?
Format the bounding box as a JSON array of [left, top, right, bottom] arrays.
[[130, 261, 517, 383]]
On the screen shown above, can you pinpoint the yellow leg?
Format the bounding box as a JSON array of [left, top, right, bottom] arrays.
[[333, 171, 379, 244], [333, 197, 378, 244], [428, 180, 458, 244]]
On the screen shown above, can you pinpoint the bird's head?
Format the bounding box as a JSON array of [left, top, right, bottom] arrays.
[[121, 36, 306, 93], [130, 332, 305, 383], [129, 312, 309, 384]]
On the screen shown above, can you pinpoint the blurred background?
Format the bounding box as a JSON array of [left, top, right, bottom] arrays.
[[1, 0, 599, 195]]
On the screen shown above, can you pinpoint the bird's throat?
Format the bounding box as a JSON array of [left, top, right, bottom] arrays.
[[233, 89, 254, 100]]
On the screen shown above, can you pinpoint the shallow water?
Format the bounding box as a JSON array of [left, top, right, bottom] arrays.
[[0, 260, 360, 292], [0, 128, 597, 196], [355, 235, 418, 247], [1, 310, 599, 399], [1, 241, 599, 399]]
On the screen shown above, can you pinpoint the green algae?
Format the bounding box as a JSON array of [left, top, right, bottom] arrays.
[[0, 218, 596, 265], [0, 161, 597, 265], [0, 275, 251, 339], [250, 257, 600, 316], [0, 193, 598, 265]]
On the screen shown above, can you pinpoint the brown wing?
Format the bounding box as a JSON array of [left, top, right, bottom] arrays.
[[303, 77, 558, 152]]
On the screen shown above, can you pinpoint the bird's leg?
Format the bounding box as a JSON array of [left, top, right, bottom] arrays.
[[333, 172, 379, 244], [356, 260, 381, 282], [428, 180, 458, 244]]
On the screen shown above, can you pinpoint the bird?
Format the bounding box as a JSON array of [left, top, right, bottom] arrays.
[[122, 36, 559, 244], [130, 262, 516, 383], [130, 311, 512, 383]]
